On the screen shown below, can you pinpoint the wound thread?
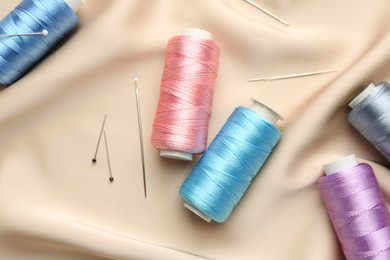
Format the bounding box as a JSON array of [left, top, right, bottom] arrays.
[[348, 81, 390, 162], [0, 0, 80, 86], [180, 105, 281, 222], [318, 162, 390, 259], [151, 31, 220, 160]]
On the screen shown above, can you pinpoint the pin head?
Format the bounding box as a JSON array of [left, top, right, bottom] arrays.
[[109, 177, 114, 182], [42, 30, 49, 36]]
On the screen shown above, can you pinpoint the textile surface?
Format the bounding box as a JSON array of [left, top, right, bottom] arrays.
[[0, 0, 389, 259]]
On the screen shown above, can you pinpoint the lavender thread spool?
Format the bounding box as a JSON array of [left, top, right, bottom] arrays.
[[319, 154, 390, 259]]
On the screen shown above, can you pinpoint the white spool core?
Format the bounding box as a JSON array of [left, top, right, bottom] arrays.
[[181, 28, 212, 39], [64, 0, 84, 12], [184, 202, 212, 223], [160, 150, 193, 161], [250, 98, 284, 124], [323, 154, 357, 176], [349, 83, 375, 109]]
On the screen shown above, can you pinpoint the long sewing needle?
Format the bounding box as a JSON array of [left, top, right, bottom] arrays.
[[92, 114, 107, 163], [248, 69, 339, 82], [103, 130, 114, 182], [242, 0, 290, 26], [0, 30, 49, 37], [134, 78, 147, 198]]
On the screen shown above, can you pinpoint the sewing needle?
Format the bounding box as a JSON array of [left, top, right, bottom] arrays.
[[134, 78, 147, 198], [242, 0, 290, 26], [248, 69, 339, 82]]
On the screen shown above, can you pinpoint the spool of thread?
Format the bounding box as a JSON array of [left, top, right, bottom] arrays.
[[151, 29, 220, 161], [319, 154, 390, 259], [0, 0, 83, 86], [179, 99, 283, 223], [348, 81, 390, 162]]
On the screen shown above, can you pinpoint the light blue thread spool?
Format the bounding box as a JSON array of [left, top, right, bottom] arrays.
[[0, 0, 83, 86], [180, 99, 283, 223]]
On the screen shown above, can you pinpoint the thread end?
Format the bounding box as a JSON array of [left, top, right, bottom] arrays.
[[323, 154, 357, 175], [181, 28, 212, 39], [349, 83, 376, 109], [184, 202, 212, 223], [250, 98, 284, 124], [64, 0, 84, 12], [160, 149, 193, 161]]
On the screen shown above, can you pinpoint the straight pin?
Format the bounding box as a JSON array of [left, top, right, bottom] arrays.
[[134, 78, 147, 198], [0, 30, 49, 37], [92, 114, 107, 163], [103, 130, 114, 182], [242, 0, 290, 26], [248, 69, 339, 82]]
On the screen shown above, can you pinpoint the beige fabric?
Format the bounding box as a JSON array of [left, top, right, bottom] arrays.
[[0, 0, 390, 259]]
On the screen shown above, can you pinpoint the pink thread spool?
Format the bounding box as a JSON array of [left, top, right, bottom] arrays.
[[151, 29, 220, 161], [319, 155, 390, 259]]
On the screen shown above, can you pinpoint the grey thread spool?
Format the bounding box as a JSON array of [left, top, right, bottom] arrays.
[[348, 81, 390, 162]]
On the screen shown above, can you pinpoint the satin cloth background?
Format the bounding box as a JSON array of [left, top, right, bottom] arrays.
[[0, 0, 389, 259]]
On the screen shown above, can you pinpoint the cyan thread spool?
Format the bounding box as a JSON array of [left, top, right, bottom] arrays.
[[348, 81, 390, 162], [0, 0, 83, 86], [179, 99, 283, 223]]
